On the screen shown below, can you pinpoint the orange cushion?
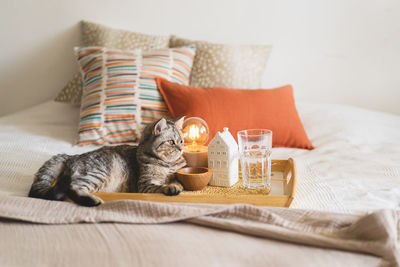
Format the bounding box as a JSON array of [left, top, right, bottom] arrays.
[[157, 78, 313, 149]]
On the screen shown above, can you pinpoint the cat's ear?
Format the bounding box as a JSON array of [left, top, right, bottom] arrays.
[[153, 118, 168, 135], [174, 116, 185, 130]]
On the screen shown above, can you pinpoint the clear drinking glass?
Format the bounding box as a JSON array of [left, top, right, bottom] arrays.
[[237, 129, 272, 194]]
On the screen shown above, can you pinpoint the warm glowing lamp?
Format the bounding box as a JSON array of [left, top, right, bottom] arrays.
[[182, 117, 209, 167]]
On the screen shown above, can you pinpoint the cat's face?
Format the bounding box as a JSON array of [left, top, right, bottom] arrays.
[[141, 117, 185, 163]]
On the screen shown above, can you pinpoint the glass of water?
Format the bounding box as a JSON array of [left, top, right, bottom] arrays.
[[237, 129, 272, 193]]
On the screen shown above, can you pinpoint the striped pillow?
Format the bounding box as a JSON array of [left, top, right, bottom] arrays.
[[75, 46, 196, 146]]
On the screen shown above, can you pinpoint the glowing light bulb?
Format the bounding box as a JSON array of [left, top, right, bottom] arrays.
[[182, 117, 209, 152], [188, 125, 200, 145]]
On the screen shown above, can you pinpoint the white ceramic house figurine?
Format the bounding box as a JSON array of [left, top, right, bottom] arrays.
[[208, 127, 239, 187]]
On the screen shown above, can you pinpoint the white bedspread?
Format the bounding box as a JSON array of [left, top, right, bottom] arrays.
[[0, 101, 399, 214]]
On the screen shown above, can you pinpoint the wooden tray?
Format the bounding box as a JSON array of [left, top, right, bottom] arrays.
[[94, 158, 296, 207]]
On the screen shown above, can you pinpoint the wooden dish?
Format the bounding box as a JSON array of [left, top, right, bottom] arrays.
[[93, 158, 297, 207], [176, 167, 212, 191]]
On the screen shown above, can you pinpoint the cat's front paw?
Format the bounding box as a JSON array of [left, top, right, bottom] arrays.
[[162, 183, 183, 196]]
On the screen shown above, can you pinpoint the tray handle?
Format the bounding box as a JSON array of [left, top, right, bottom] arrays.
[[283, 158, 297, 205]]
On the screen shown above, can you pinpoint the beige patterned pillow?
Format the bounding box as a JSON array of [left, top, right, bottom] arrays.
[[169, 35, 271, 89], [55, 20, 170, 104]]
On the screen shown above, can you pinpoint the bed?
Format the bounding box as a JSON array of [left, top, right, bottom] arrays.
[[0, 100, 399, 266]]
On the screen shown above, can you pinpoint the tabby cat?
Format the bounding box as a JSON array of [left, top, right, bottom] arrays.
[[28, 117, 186, 206]]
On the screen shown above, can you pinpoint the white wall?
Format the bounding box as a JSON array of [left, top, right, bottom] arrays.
[[0, 0, 399, 116]]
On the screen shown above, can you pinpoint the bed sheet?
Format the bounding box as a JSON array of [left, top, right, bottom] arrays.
[[0, 101, 399, 214]]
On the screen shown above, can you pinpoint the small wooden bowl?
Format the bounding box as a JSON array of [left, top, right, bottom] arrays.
[[176, 167, 212, 191]]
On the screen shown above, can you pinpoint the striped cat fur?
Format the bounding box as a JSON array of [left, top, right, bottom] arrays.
[[28, 117, 186, 206]]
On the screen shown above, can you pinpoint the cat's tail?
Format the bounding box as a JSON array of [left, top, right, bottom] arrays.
[[28, 154, 70, 201]]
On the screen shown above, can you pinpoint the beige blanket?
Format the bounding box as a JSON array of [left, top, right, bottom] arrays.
[[0, 195, 399, 267]]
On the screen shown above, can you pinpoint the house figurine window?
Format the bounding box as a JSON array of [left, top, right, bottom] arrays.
[[216, 161, 221, 168]]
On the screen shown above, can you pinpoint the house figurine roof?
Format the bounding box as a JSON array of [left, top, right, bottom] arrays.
[[209, 127, 238, 153]]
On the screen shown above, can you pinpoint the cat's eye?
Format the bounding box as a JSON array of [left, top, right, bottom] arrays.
[[168, 140, 175, 145]]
